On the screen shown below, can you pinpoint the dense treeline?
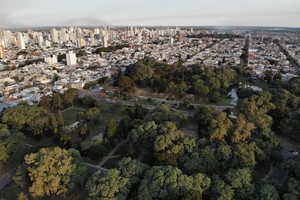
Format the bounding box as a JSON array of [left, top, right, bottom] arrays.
[[1, 102, 58, 136], [187, 33, 244, 39], [116, 57, 237, 102], [93, 44, 130, 55]]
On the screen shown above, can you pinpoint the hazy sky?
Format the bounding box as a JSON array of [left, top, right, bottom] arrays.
[[0, 0, 299, 28]]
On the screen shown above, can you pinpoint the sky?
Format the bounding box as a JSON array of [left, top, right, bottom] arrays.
[[0, 0, 299, 28]]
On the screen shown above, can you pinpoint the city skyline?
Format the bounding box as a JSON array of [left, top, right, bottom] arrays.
[[0, 0, 300, 28]]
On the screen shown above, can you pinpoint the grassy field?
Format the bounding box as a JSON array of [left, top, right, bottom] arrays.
[[62, 107, 86, 125], [0, 183, 23, 200], [80, 103, 128, 150]]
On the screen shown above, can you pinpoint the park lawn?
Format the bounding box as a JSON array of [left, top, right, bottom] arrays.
[[252, 163, 271, 182], [215, 96, 232, 106], [80, 103, 128, 150], [134, 87, 168, 99], [100, 102, 128, 124], [103, 156, 123, 169], [62, 107, 86, 125], [0, 183, 23, 200]]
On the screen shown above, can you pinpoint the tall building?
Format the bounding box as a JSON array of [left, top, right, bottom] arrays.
[[0, 39, 5, 48], [136, 32, 142, 45], [59, 29, 70, 43], [45, 40, 51, 47], [38, 35, 44, 47], [51, 28, 59, 43], [66, 51, 77, 66], [17, 32, 26, 49], [170, 37, 174, 44], [44, 55, 58, 64], [102, 35, 108, 48], [0, 45, 4, 59], [77, 38, 86, 48]]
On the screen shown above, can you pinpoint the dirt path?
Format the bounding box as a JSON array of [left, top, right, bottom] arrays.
[[97, 140, 126, 167]]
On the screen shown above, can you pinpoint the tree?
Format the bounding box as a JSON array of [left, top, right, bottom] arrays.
[[176, 81, 188, 98], [58, 133, 71, 148], [117, 157, 148, 176], [166, 81, 176, 95], [50, 115, 58, 134], [145, 105, 187, 126], [39, 95, 51, 110], [282, 178, 300, 200], [79, 123, 89, 139], [86, 158, 148, 200], [194, 79, 210, 98], [87, 169, 129, 200], [129, 62, 154, 83], [257, 184, 279, 200], [237, 92, 275, 134], [210, 176, 234, 200], [230, 115, 255, 143], [105, 119, 118, 140], [84, 107, 101, 121], [63, 88, 79, 107], [154, 122, 196, 166], [53, 93, 63, 110], [17, 192, 29, 200], [129, 121, 159, 149], [117, 75, 135, 92], [232, 143, 257, 168], [138, 166, 211, 200], [206, 75, 221, 90], [0, 124, 26, 165], [283, 156, 300, 179], [287, 78, 300, 96], [181, 147, 220, 175], [127, 104, 147, 120], [57, 110, 65, 128], [195, 106, 232, 141], [1, 104, 58, 136], [14, 147, 87, 198], [225, 168, 252, 189]]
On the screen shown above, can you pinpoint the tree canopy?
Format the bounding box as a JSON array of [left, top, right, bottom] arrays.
[[14, 147, 87, 198], [1, 103, 58, 136]]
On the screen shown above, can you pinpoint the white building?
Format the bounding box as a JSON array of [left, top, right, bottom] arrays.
[[0, 45, 4, 59], [77, 38, 86, 48], [51, 28, 59, 43], [102, 35, 108, 48], [66, 51, 77, 66], [38, 35, 44, 47], [136, 32, 142, 45], [17, 32, 26, 50], [44, 55, 58, 65]]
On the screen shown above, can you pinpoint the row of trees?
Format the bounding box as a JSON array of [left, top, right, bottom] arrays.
[[39, 88, 79, 111]]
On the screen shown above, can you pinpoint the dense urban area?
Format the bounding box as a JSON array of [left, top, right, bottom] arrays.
[[0, 26, 299, 200]]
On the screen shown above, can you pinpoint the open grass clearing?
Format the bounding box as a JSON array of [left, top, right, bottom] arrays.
[[62, 107, 86, 125]]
